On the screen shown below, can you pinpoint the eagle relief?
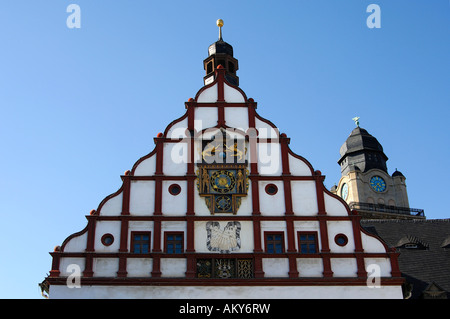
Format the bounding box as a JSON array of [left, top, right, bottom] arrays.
[[206, 221, 241, 253]]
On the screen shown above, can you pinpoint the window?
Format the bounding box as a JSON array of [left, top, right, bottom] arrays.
[[265, 184, 278, 195], [168, 184, 181, 196], [298, 232, 318, 253], [165, 232, 184, 254], [131, 232, 151, 254], [334, 234, 348, 247], [265, 232, 284, 253], [101, 233, 114, 246]]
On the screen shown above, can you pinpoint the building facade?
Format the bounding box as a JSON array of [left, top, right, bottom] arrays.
[[45, 22, 404, 299], [331, 124, 425, 220]]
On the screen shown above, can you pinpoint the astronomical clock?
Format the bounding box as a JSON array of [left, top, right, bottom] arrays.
[[197, 130, 249, 214]]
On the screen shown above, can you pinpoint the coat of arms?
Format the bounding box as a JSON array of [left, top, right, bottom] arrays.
[[197, 130, 249, 214]]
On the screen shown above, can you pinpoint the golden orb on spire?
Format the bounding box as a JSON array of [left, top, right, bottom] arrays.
[[216, 19, 224, 27]]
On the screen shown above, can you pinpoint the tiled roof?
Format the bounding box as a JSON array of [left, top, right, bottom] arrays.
[[361, 219, 450, 299]]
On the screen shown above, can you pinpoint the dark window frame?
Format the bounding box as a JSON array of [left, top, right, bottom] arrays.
[[297, 231, 319, 254], [264, 231, 285, 254], [131, 231, 151, 254], [164, 231, 184, 254]]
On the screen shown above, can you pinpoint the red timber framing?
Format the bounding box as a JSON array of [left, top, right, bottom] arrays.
[[47, 67, 403, 289]]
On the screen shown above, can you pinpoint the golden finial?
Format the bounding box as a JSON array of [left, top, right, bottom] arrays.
[[217, 19, 224, 40]]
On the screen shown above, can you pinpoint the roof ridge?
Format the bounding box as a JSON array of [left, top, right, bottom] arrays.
[[361, 218, 450, 223]]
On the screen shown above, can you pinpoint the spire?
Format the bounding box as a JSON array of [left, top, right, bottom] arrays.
[[217, 19, 223, 41], [203, 19, 239, 86]]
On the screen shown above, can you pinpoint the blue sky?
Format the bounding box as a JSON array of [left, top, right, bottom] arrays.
[[0, 0, 448, 298]]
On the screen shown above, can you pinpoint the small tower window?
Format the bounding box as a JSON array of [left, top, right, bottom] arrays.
[[228, 61, 235, 73], [207, 62, 213, 74]]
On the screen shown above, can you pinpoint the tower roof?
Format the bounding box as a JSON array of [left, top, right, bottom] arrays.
[[339, 127, 386, 158], [338, 126, 388, 174]]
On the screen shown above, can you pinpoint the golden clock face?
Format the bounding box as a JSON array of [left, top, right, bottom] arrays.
[[211, 170, 236, 193], [215, 195, 232, 212]]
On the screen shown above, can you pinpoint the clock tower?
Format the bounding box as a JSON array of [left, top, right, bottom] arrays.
[[331, 120, 425, 220]]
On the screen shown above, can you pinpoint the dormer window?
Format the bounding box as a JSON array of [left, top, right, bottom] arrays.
[[396, 235, 429, 250], [441, 236, 450, 250]]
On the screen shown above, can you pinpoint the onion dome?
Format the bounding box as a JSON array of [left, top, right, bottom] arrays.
[[338, 125, 388, 175]]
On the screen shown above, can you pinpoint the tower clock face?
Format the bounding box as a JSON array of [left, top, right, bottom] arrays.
[[370, 176, 386, 192], [341, 183, 349, 200]]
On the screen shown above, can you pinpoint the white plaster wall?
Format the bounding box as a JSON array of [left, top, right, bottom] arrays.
[[331, 258, 358, 277], [163, 143, 187, 176], [194, 221, 253, 253], [166, 118, 188, 139], [127, 258, 152, 277], [62, 232, 87, 252], [93, 258, 118, 277], [327, 221, 355, 253], [59, 257, 85, 276], [361, 231, 388, 253], [257, 143, 282, 175], [365, 258, 392, 277], [297, 258, 324, 277], [288, 154, 312, 176], [224, 83, 245, 102], [255, 118, 279, 138], [133, 154, 156, 176], [197, 84, 218, 103], [259, 181, 285, 216], [130, 181, 155, 216], [195, 108, 217, 131], [193, 185, 211, 216], [160, 258, 186, 277], [224, 107, 248, 131], [50, 284, 404, 299], [262, 258, 289, 277], [161, 181, 187, 215], [291, 181, 318, 215], [94, 221, 121, 252], [99, 192, 123, 216], [236, 181, 252, 216], [324, 192, 349, 216]]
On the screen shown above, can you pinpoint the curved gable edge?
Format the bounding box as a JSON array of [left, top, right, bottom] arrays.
[[60, 224, 88, 253]]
